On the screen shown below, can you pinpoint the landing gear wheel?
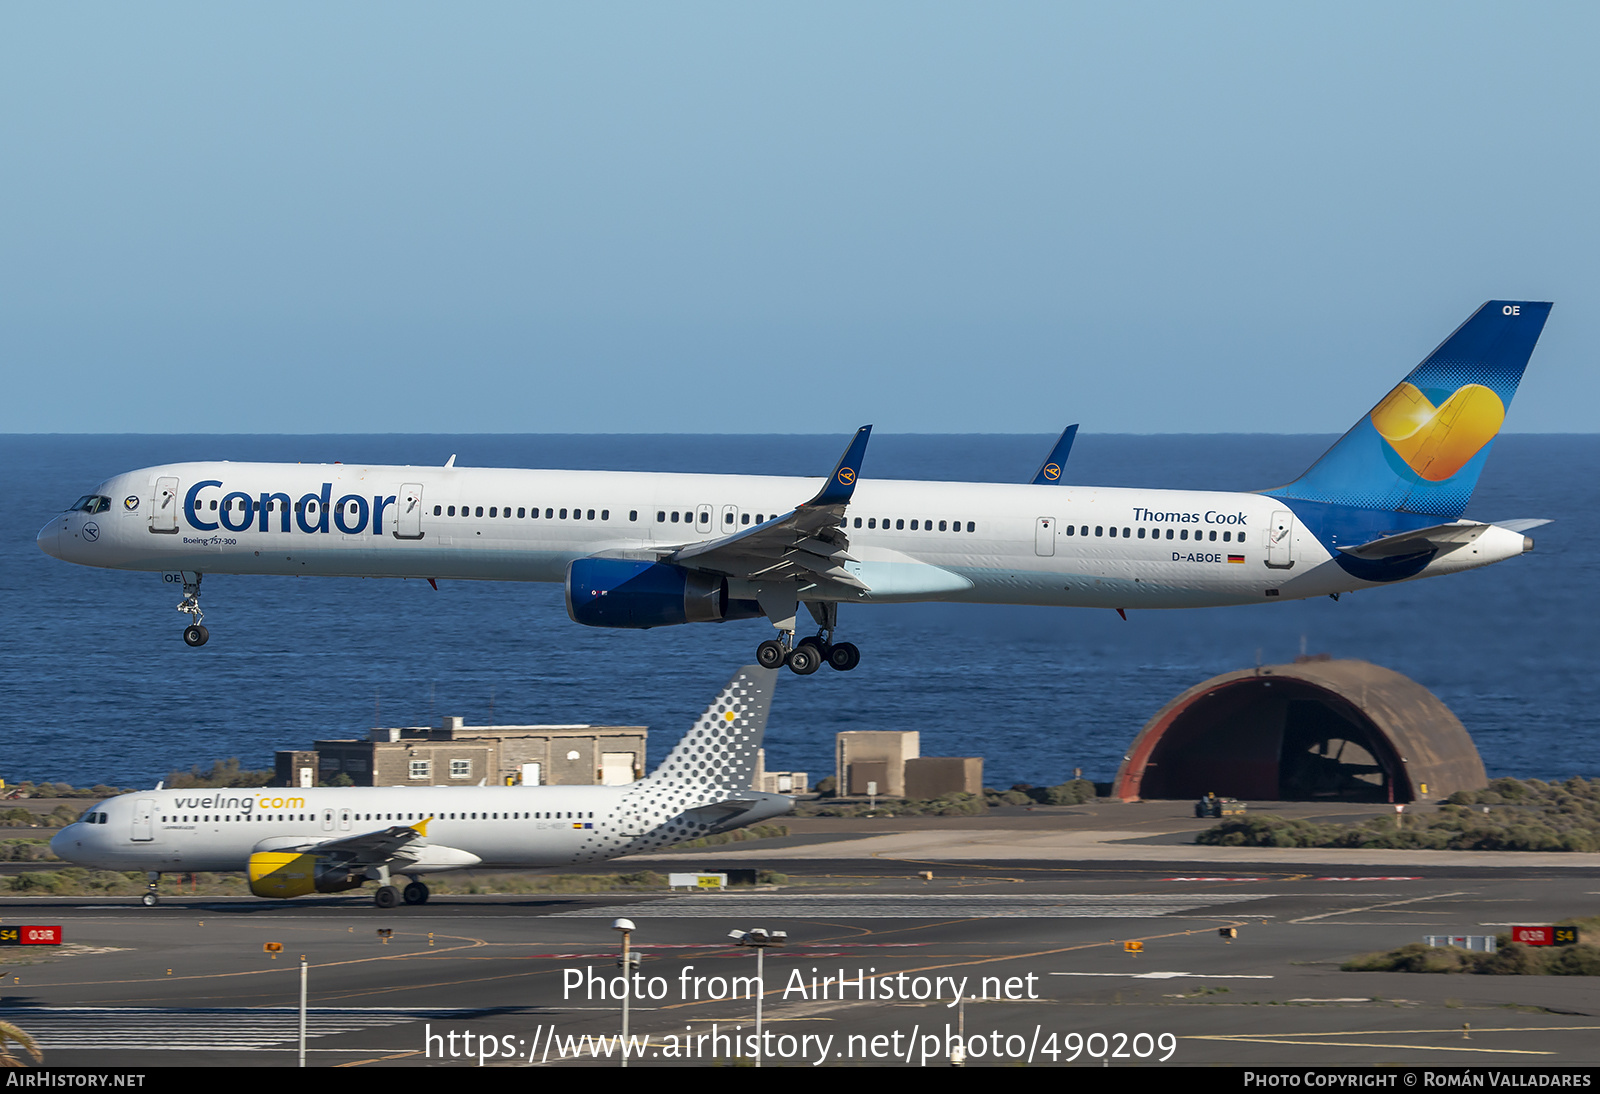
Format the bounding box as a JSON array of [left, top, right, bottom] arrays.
[[797, 635, 831, 659], [183, 625, 209, 647], [403, 882, 430, 905], [827, 642, 861, 671], [756, 640, 787, 669], [374, 885, 401, 909], [787, 644, 821, 676], [141, 892, 159, 907]]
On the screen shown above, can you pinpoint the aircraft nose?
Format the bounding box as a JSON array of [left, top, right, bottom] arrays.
[[48, 826, 75, 860], [36, 520, 63, 560]]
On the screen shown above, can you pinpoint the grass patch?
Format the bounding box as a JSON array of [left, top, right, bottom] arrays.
[[1343, 938, 1600, 976], [1198, 777, 1600, 852], [665, 823, 788, 850]]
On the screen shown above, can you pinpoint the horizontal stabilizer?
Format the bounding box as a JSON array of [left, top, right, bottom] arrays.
[[1491, 518, 1552, 533], [1336, 522, 1490, 559]]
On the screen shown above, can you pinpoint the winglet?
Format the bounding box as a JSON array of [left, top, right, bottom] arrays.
[[1031, 425, 1078, 484], [411, 816, 432, 837], [804, 426, 872, 507]]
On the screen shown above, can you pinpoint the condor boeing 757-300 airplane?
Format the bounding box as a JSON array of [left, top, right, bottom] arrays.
[[38, 302, 1551, 675], [52, 666, 788, 907]]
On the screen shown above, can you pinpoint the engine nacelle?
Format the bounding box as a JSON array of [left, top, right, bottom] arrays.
[[565, 559, 763, 629], [247, 851, 365, 898]]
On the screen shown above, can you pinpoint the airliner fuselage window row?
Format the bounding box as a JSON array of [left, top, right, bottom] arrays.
[[36, 303, 1555, 676]]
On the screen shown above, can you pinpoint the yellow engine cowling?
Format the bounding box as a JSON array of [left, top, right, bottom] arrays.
[[247, 852, 364, 898]]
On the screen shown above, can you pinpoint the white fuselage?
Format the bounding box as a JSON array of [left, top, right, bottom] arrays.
[[37, 461, 1530, 610], [51, 782, 791, 874]]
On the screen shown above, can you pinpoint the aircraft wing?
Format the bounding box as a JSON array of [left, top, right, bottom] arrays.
[[1030, 424, 1078, 484], [300, 821, 432, 866], [663, 427, 872, 595]]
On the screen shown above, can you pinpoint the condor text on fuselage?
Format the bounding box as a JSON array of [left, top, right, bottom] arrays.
[[38, 302, 1554, 674]]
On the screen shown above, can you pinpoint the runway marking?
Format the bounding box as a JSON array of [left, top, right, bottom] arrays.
[[554, 893, 1280, 919], [0, 1006, 492, 1052], [1052, 971, 1273, 980], [1290, 891, 1469, 923]]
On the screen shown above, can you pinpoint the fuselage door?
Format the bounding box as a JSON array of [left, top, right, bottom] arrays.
[[339, 809, 352, 832], [696, 505, 713, 537], [396, 484, 424, 539], [1266, 510, 1296, 569], [719, 505, 740, 535], [131, 799, 156, 842], [322, 809, 335, 832], [1035, 517, 1056, 557], [152, 478, 180, 534]]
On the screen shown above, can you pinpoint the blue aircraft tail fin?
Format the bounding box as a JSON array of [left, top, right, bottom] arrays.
[[1262, 301, 1551, 518]]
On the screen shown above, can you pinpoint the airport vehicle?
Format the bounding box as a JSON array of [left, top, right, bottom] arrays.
[[38, 302, 1551, 674], [50, 666, 788, 907]]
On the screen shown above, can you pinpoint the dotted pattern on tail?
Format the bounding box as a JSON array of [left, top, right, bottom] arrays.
[[569, 666, 776, 862]]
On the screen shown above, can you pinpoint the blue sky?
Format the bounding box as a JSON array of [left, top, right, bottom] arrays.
[[4, 4, 1595, 434]]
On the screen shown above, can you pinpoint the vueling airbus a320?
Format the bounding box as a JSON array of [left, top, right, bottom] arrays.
[[39, 301, 1551, 675]]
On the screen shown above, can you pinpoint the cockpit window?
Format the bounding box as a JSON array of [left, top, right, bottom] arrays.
[[68, 496, 112, 514]]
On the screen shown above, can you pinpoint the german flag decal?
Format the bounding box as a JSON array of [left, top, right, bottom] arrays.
[[1228, 554, 1245, 564]]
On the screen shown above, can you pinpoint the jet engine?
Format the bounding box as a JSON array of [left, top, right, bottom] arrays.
[[247, 851, 366, 898], [565, 559, 763, 629]]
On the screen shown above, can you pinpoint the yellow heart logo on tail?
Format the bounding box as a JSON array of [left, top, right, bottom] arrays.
[[1369, 381, 1505, 482]]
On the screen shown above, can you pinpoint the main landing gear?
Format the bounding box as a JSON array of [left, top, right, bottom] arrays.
[[176, 572, 209, 646], [374, 880, 429, 908], [755, 602, 861, 676], [141, 872, 160, 907]]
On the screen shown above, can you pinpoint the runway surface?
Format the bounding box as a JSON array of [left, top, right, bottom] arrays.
[[4, 828, 1598, 1068]]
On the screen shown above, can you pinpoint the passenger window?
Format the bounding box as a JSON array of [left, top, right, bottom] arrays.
[[630, 511, 638, 521], [1209, 530, 1217, 541], [671, 511, 679, 523], [560, 508, 568, 519], [475, 506, 484, 517], [447, 506, 456, 516], [1166, 529, 1174, 539], [587, 509, 595, 520], [1180, 529, 1189, 540], [518, 508, 525, 518], [1137, 527, 1145, 539], [938, 520, 946, 531], [1095, 526, 1103, 536], [1066, 525, 1075, 536], [1108, 527, 1117, 538], [1123, 527, 1130, 537], [490, 507, 497, 518], [910, 520, 919, 530], [896, 519, 904, 529], [545, 508, 553, 519], [657, 511, 666, 522], [867, 518, 876, 529], [602, 510, 609, 520], [1223, 531, 1231, 542], [433, 505, 442, 516], [966, 521, 975, 532], [854, 517, 862, 528]]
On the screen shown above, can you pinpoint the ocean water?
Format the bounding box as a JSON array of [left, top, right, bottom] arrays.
[[3, 433, 1595, 790]]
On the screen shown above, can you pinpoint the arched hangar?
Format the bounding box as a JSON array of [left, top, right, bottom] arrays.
[[1113, 659, 1486, 804]]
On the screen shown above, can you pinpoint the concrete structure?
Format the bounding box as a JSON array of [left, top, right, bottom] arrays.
[[904, 757, 983, 798], [753, 749, 807, 795], [276, 718, 647, 788], [1113, 658, 1488, 804], [836, 731, 919, 797]]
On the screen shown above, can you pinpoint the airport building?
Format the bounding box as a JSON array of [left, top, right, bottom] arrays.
[[276, 717, 647, 788]]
